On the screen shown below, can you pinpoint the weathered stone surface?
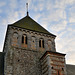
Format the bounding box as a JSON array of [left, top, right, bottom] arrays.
[[3, 24, 58, 75], [40, 52, 67, 75], [13, 48, 41, 75]]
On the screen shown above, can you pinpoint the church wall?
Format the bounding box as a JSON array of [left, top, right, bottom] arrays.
[[50, 54, 66, 75], [9, 26, 56, 52], [3, 25, 56, 54], [40, 54, 52, 75], [3, 25, 56, 75], [4, 47, 42, 75], [40, 52, 67, 75], [12, 48, 42, 75]]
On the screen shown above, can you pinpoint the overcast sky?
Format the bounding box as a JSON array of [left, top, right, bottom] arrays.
[[0, 0, 75, 65]]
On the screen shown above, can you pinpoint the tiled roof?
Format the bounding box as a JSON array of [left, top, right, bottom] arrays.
[[11, 15, 56, 37], [66, 64, 75, 75], [40, 51, 66, 60]]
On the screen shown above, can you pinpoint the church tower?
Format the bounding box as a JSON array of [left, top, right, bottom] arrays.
[[3, 5, 67, 75]]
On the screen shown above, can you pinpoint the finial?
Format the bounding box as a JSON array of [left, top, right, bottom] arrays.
[[26, 3, 29, 16]]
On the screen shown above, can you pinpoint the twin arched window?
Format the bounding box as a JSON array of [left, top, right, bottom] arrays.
[[39, 38, 44, 48], [12, 33, 45, 48], [22, 35, 44, 48], [22, 34, 27, 44]]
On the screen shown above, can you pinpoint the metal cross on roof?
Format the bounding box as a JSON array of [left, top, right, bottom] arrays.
[[26, 3, 29, 16]]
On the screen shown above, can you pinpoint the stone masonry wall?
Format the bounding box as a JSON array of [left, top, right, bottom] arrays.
[[4, 47, 42, 75], [49, 54, 67, 75], [9, 26, 56, 52], [3, 25, 56, 75], [40, 53, 67, 75], [13, 48, 42, 75]]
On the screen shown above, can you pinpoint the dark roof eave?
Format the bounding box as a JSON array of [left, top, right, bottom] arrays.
[[40, 51, 66, 60]]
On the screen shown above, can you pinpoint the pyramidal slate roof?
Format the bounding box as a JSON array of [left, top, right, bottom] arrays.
[[11, 15, 56, 37]]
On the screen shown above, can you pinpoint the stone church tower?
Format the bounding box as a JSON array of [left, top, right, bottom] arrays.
[[3, 11, 67, 75]]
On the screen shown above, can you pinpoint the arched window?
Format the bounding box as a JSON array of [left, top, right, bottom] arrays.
[[39, 38, 44, 48], [31, 36, 36, 50], [12, 32, 18, 46], [48, 40, 52, 50], [22, 34, 27, 44]]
